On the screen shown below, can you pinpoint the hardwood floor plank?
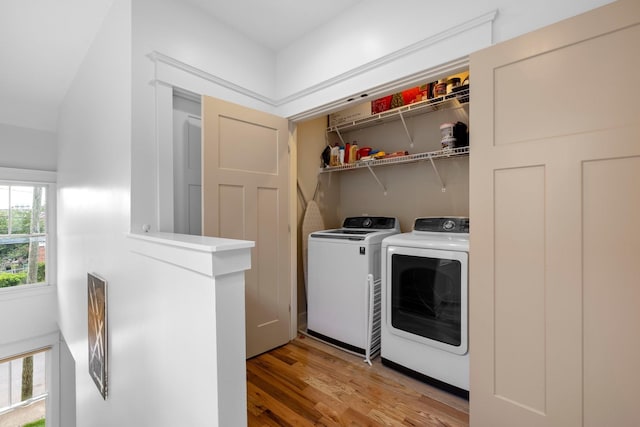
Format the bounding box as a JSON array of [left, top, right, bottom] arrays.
[[247, 365, 324, 422], [247, 337, 469, 426], [300, 336, 470, 415], [340, 407, 384, 427], [247, 381, 315, 427]]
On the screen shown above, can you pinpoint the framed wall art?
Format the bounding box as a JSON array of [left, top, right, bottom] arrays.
[[88, 273, 108, 399]]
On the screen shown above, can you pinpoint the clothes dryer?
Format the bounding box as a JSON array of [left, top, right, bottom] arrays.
[[381, 217, 469, 397]]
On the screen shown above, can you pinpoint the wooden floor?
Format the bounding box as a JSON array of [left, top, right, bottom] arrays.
[[246, 335, 469, 426]]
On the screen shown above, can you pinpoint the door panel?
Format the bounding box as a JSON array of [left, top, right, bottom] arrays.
[[582, 156, 640, 427], [219, 184, 245, 239], [494, 23, 640, 145], [255, 187, 279, 323], [202, 96, 291, 358], [470, 1, 640, 426], [218, 115, 279, 174], [494, 166, 546, 414]]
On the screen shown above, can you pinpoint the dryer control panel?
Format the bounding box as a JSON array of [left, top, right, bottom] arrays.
[[414, 217, 469, 233]]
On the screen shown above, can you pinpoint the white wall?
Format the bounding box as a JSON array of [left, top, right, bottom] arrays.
[[58, 1, 254, 425], [131, 0, 276, 233], [57, 0, 132, 424], [0, 288, 58, 347], [0, 123, 57, 171], [276, 0, 614, 104]]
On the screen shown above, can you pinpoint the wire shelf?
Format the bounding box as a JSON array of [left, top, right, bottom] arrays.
[[319, 146, 469, 174], [326, 87, 469, 134]]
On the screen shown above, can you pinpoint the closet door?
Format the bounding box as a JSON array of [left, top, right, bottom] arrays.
[[202, 96, 291, 359], [469, 1, 640, 426]]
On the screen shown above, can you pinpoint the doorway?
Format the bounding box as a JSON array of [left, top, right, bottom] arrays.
[[172, 93, 202, 236]]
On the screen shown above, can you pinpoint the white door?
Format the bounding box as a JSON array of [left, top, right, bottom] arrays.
[[470, 1, 640, 426], [202, 96, 291, 358], [172, 94, 202, 235]]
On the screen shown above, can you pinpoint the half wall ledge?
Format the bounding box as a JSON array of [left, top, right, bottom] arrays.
[[126, 232, 254, 277]]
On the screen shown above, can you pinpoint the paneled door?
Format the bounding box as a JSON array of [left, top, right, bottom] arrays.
[[202, 96, 291, 358], [470, 1, 640, 426], [172, 94, 202, 236]]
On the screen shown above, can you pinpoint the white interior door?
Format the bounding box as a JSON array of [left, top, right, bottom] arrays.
[[202, 96, 291, 358], [470, 1, 640, 426], [173, 95, 202, 235]]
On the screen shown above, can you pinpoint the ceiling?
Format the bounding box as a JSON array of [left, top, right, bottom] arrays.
[[0, 0, 361, 132], [184, 0, 361, 51]]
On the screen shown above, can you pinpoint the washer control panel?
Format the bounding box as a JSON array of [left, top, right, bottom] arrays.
[[342, 216, 398, 230]]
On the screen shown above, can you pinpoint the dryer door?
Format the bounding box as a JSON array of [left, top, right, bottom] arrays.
[[386, 246, 468, 355]]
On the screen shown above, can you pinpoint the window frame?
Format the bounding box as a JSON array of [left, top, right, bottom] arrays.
[[0, 332, 60, 427], [0, 167, 56, 295]]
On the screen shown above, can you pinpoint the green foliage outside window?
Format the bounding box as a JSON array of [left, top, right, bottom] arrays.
[[0, 184, 48, 288], [0, 272, 25, 287], [0, 262, 45, 287]]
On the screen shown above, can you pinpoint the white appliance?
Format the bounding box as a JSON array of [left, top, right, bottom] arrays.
[[381, 217, 469, 398], [307, 216, 400, 363]]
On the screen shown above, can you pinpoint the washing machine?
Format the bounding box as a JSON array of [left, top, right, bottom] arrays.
[[381, 217, 469, 398], [307, 216, 400, 362]]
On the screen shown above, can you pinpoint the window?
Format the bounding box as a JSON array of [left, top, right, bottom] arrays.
[[0, 349, 49, 426], [0, 184, 49, 289]]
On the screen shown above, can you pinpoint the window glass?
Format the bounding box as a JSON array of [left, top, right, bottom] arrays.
[[0, 350, 48, 425], [0, 186, 7, 234], [0, 184, 48, 288]]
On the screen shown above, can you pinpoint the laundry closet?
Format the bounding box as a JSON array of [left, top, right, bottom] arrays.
[[297, 70, 470, 236], [296, 70, 473, 398], [296, 69, 471, 335]]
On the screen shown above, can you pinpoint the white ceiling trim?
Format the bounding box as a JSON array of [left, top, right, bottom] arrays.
[[148, 9, 497, 110], [148, 52, 276, 106], [278, 10, 497, 106]]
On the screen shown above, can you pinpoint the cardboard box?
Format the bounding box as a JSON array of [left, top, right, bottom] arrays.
[[328, 102, 372, 127]]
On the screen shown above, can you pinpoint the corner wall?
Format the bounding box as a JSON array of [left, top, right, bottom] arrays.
[[58, 0, 263, 425], [57, 0, 132, 425]]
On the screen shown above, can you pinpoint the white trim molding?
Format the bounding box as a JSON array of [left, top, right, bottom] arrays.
[[148, 9, 497, 118], [0, 167, 57, 183], [148, 52, 276, 106], [278, 10, 497, 107]]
